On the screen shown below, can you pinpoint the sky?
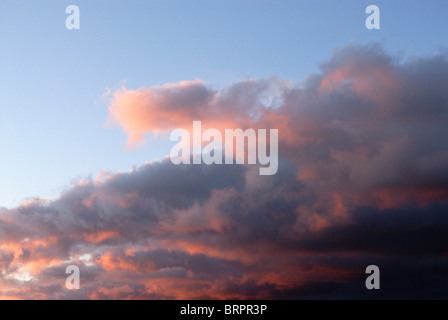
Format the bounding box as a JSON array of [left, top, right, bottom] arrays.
[[1, 0, 446, 207], [0, 0, 447, 299]]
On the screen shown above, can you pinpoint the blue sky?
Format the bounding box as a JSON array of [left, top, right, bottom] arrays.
[[0, 0, 446, 208]]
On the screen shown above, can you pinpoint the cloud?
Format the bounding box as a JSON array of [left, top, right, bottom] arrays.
[[107, 78, 285, 147], [1, 43, 448, 299]]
